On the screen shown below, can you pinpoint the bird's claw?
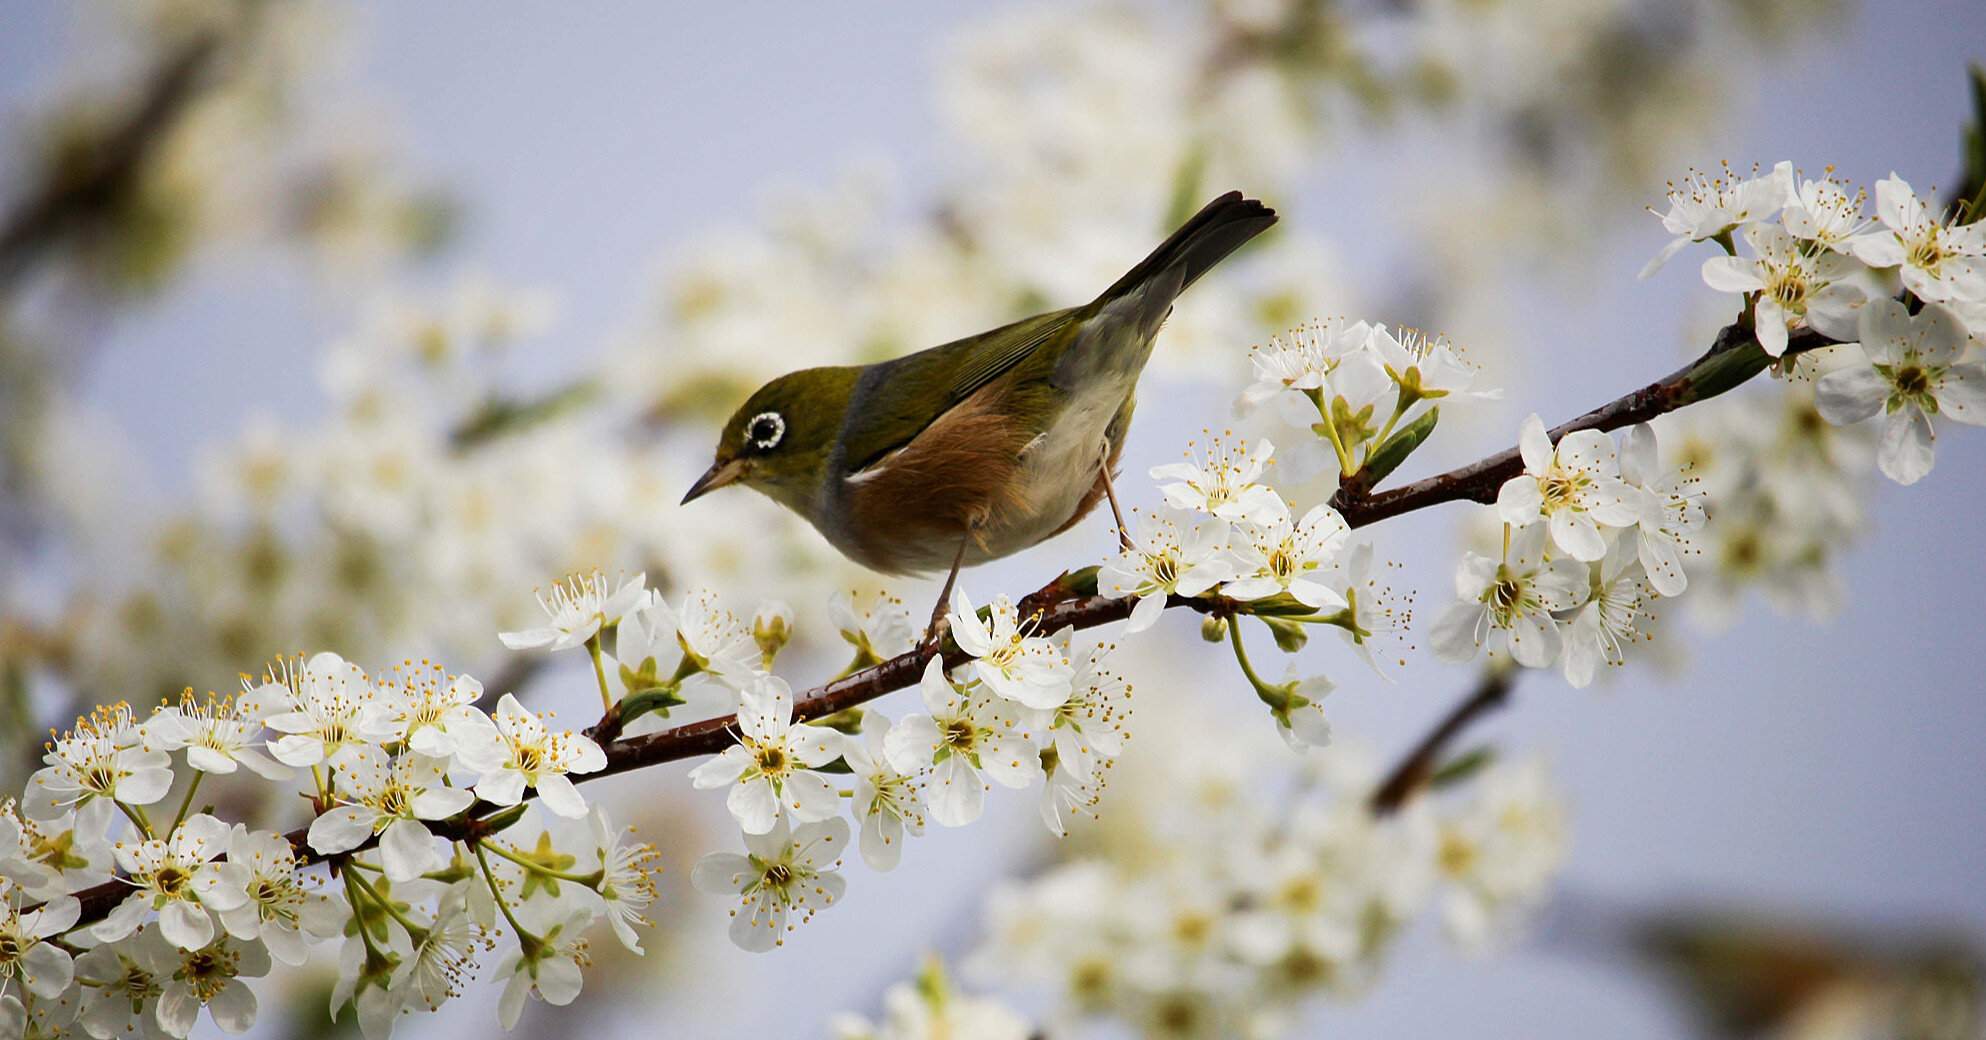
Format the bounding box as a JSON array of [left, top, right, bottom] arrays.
[[920, 615, 952, 659]]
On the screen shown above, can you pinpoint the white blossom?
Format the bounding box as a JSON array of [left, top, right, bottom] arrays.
[[144, 693, 292, 781], [1639, 160, 1795, 277], [1816, 299, 1986, 484], [1781, 170, 1868, 250], [1370, 325, 1500, 403], [1324, 543, 1417, 675], [1701, 223, 1865, 356], [23, 704, 174, 820], [1560, 538, 1652, 689], [1150, 435, 1284, 524], [0, 880, 77, 1002], [1097, 511, 1232, 632], [841, 718, 927, 872], [494, 905, 597, 1029], [0, 800, 113, 899], [1617, 422, 1704, 597], [1430, 525, 1586, 668], [1845, 174, 1986, 303], [98, 814, 246, 951], [370, 661, 496, 761], [832, 965, 1033, 1040], [884, 659, 1042, 827], [155, 933, 271, 1037], [687, 675, 842, 835], [306, 746, 476, 880], [1495, 414, 1641, 561], [946, 588, 1074, 709], [1240, 319, 1370, 408], [458, 694, 606, 818], [74, 928, 178, 1040], [392, 890, 481, 1013], [691, 817, 849, 952], [258, 652, 390, 771], [827, 590, 919, 667], [217, 826, 341, 966], [498, 570, 650, 652], [1433, 759, 1569, 949], [1222, 503, 1351, 609], [646, 586, 761, 686]]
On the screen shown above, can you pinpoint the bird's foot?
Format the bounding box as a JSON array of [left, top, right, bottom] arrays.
[[920, 614, 952, 660]]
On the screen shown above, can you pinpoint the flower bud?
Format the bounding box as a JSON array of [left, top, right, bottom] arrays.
[[1200, 615, 1229, 643], [754, 600, 794, 665]]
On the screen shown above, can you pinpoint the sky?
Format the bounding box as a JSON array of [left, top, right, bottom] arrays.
[[3, 1, 1985, 1037]]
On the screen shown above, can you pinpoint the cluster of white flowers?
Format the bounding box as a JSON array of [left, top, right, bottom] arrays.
[[1090, 318, 1482, 745], [673, 583, 1132, 951], [831, 958, 1032, 1040], [0, 631, 661, 1039], [1240, 318, 1499, 481], [1428, 418, 1699, 687], [1647, 165, 1985, 480], [963, 743, 1567, 1038], [1670, 384, 1875, 627]]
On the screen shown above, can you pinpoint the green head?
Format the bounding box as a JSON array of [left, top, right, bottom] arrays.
[[681, 366, 862, 515]]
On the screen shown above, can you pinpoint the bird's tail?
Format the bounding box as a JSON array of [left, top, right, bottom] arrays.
[[1093, 191, 1278, 320]]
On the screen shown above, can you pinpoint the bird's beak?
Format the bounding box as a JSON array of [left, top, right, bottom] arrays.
[[681, 458, 746, 505]]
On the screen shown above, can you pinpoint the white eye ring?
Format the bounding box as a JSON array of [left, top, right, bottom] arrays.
[[746, 411, 785, 450]]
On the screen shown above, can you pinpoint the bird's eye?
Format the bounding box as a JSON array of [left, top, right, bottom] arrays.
[[746, 411, 785, 451]]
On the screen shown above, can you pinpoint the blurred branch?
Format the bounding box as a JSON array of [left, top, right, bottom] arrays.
[[1368, 665, 1514, 815], [449, 379, 599, 452], [0, 31, 223, 294]]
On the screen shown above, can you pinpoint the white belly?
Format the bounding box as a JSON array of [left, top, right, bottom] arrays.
[[969, 378, 1130, 562]]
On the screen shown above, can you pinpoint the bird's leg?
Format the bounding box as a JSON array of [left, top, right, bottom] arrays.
[[1098, 439, 1133, 552], [923, 531, 972, 653]]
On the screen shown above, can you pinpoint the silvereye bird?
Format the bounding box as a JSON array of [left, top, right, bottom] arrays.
[[682, 191, 1276, 632]]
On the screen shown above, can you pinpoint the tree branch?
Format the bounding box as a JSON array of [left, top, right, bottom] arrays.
[[1330, 321, 1838, 524], [51, 309, 1824, 929], [0, 32, 224, 293], [1369, 667, 1515, 815]]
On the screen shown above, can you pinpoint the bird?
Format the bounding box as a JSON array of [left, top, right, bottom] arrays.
[[681, 191, 1277, 638]]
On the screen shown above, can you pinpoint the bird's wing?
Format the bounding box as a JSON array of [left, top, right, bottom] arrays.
[[942, 308, 1079, 404], [840, 307, 1078, 474]]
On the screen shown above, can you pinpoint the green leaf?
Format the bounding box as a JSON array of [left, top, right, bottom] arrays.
[[1361, 406, 1440, 486], [475, 803, 530, 836], [1961, 63, 1986, 223], [1060, 565, 1101, 597], [812, 707, 865, 735], [1429, 746, 1497, 790], [618, 684, 687, 725]]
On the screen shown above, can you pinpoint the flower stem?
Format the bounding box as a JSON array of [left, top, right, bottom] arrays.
[[168, 771, 204, 835], [347, 866, 430, 943], [342, 868, 384, 961], [474, 841, 537, 943], [1369, 396, 1409, 460], [1226, 616, 1282, 708], [116, 801, 154, 840], [586, 635, 614, 713], [479, 837, 602, 884], [1306, 387, 1357, 477]]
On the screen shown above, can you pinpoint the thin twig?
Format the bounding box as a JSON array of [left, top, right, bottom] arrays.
[[1368, 667, 1515, 815]]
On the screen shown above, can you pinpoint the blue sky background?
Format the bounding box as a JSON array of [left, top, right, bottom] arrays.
[[4, 2, 1985, 1036]]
